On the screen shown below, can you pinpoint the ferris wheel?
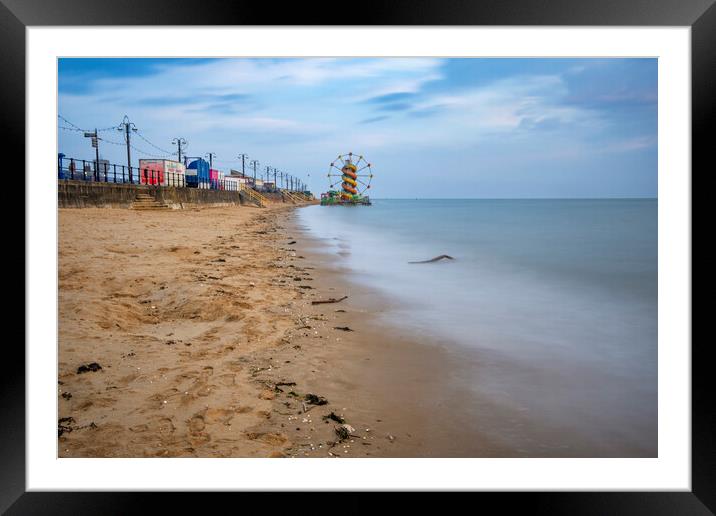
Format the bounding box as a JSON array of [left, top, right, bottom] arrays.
[[327, 152, 374, 199]]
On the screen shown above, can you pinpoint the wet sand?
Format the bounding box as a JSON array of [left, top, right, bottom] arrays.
[[58, 204, 511, 457]]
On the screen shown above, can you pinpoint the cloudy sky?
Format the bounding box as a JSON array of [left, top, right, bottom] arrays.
[[58, 58, 657, 198]]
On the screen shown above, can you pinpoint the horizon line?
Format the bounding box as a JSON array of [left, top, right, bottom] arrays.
[[363, 197, 658, 201]]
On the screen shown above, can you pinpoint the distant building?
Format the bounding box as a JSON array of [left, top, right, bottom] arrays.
[[224, 175, 246, 190], [229, 169, 248, 178]]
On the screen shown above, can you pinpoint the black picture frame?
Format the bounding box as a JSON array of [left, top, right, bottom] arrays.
[[4, 0, 709, 512]]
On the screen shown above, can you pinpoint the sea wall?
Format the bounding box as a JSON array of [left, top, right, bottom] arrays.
[[58, 181, 251, 209]]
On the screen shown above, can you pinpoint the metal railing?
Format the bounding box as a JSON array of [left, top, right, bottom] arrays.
[[57, 156, 274, 193]]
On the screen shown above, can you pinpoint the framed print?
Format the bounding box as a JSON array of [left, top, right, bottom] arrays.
[[6, 0, 710, 512]]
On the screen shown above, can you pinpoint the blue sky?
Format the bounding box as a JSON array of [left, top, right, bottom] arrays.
[[58, 58, 657, 198]]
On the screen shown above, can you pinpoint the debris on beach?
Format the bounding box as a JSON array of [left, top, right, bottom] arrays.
[[323, 412, 345, 424], [275, 381, 297, 388], [61, 392, 72, 400], [58, 417, 75, 436], [408, 254, 455, 264], [304, 393, 328, 406], [311, 295, 348, 305], [335, 426, 350, 441], [335, 424, 356, 442], [333, 326, 354, 332], [76, 362, 102, 374]]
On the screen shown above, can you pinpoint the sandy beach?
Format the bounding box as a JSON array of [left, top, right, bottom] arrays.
[[58, 204, 508, 458]]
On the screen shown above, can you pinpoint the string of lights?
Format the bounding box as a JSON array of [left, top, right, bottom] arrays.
[[60, 122, 169, 157], [58, 125, 86, 133], [129, 143, 172, 159], [58, 115, 117, 133], [134, 130, 175, 156]]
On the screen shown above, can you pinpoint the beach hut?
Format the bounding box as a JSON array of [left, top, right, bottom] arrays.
[[224, 175, 243, 191], [138, 159, 186, 187], [209, 169, 220, 190], [186, 158, 210, 189]]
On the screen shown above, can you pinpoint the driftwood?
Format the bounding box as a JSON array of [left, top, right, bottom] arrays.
[[408, 254, 454, 264], [311, 295, 348, 305]]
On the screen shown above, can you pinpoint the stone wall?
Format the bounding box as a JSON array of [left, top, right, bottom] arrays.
[[58, 181, 253, 209]]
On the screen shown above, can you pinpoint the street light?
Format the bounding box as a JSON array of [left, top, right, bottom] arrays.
[[172, 138, 188, 164], [238, 153, 250, 175], [117, 115, 138, 181], [250, 159, 259, 182]]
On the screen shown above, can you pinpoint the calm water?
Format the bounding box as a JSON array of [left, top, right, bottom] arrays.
[[298, 199, 657, 456]]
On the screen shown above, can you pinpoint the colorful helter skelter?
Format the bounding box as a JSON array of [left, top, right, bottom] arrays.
[[325, 152, 373, 204]]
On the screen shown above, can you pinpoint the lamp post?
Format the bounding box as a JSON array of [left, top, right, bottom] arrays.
[[117, 116, 137, 182], [238, 153, 250, 176], [249, 159, 259, 183], [172, 137, 187, 164], [205, 152, 216, 169]]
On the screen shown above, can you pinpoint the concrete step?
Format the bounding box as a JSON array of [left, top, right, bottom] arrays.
[[132, 205, 169, 210], [131, 194, 169, 210]]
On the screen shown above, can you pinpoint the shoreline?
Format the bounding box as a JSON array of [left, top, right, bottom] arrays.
[[59, 203, 498, 457], [57, 203, 653, 458], [280, 210, 516, 457]]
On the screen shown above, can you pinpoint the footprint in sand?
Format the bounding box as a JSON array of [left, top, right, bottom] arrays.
[[189, 414, 206, 433], [244, 432, 287, 446], [224, 360, 244, 373], [152, 417, 175, 434], [76, 397, 117, 410], [205, 408, 236, 425], [217, 373, 235, 386], [196, 384, 214, 397]]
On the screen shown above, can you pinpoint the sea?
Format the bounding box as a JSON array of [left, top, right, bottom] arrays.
[[297, 199, 658, 456]]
